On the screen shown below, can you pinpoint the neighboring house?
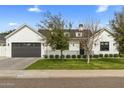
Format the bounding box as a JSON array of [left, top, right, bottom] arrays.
[[0, 35, 6, 56], [0, 24, 118, 57], [0, 35, 6, 46]]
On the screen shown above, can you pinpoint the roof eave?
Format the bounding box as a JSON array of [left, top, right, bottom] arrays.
[[5, 24, 46, 39]]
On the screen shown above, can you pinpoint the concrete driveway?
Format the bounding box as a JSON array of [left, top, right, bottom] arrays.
[[0, 57, 38, 70]]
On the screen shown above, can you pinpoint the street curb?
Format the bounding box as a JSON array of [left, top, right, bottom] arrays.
[[0, 70, 124, 78]]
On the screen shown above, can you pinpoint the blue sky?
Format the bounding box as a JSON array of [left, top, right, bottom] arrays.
[[0, 5, 123, 32]]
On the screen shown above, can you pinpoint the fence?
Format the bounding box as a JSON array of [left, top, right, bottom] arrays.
[[0, 46, 6, 57], [45, 50, 79, 56]]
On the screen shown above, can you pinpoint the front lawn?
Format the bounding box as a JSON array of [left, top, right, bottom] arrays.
[[25, 58, 124, 70]]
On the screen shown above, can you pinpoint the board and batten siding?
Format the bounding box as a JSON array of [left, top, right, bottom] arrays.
[[92, 30, 119, 55], [6, 25, 46, 57], [4, 25, 119, 57], [69, 40, 80, 51]]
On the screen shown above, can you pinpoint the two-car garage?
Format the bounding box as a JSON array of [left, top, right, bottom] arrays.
[[12, 43, 41, 57], [5, 24, 46, 58]]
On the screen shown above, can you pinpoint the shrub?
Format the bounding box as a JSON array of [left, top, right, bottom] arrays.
[[66, 55, 70, 58], [104, 54, 109, 57], [119, 54, 124, 57], [55, 55, 59, 59], [49, 55, 54, 59], [72, 55, 76, 58], [114, 54, 119, 57], [83, 55, 86, 58], [93, 55, 99, 58], [82, 55, 92, 58], [77, 55, 81, 58], [109, 54, 113, 57], [60, 55, 65, 58], [99, 54, 103, 57], [44, 55, 48, 59], [90, 55, 93, 58]]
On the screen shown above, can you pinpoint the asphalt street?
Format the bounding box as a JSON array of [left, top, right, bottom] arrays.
[[0, 77, 124, 88]]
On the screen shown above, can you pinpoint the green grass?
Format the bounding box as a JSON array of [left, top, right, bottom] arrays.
[[25, 58, 124, 70]]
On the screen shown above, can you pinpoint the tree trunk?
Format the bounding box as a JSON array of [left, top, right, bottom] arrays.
[[87, 54, 90, 64], [60, 50, 63, 59]]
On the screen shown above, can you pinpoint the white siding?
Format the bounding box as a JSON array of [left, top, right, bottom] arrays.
[[44, 42, 80, 55], [5, 25, 119, 57], [69, 41, 80, 51], [6, 26, 45, 57], [92, 30, 119, 55]]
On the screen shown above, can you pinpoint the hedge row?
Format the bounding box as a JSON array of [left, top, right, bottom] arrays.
[[44, 54, 120, 59]]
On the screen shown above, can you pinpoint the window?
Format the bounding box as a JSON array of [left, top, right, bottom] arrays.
[[65, 34, 69, 37], [72, 43, 74, 46], [12, 43, 40, 47], [100, 42, 109, 51], [76, 32, 82, 37], [64, 32, 70, 37], [78, 33, 81, 36], [43, 43, 44, 46]]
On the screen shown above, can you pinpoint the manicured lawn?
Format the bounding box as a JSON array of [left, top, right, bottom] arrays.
[[25, 58, 124, 70]]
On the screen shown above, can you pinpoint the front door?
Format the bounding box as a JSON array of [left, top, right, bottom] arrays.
[[80, 42, 84, 55], [80, 48, 84, 55]]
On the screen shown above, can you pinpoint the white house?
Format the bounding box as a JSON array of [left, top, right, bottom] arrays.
[[5, 24, 46, 57], [0, 24, 119, 57]]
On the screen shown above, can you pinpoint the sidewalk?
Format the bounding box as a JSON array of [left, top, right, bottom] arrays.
[[0, 70, 124, 78]]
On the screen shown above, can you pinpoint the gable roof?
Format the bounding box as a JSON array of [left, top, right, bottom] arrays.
[[5, 24, 46, 39], [96, 28, 113, 36], [4, 24, 113, 41]]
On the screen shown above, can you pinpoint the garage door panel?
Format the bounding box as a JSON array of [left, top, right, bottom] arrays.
[[12, 43, 41, 57]]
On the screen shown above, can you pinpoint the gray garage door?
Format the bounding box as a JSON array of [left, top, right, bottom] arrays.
[[12, 43, 41, 57]]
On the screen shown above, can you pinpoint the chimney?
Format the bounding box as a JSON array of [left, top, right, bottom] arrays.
[[79, 24, 83, 31]]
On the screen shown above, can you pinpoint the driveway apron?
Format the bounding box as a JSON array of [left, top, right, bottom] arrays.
[[0, 58, 38, 70]]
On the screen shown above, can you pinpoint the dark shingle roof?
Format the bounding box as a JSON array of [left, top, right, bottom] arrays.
[[38, 29, 92, 39]]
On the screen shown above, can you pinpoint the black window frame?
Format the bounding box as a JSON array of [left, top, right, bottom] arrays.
[[64, 32, 70, 37], [100, 42, 109, 51]]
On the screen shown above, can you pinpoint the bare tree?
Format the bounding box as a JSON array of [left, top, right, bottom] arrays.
[[80, 19, 101, 64]]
